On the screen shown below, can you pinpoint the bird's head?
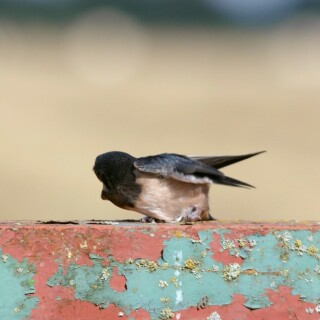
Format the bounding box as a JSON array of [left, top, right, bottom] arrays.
[[93, 151, 136, 200]]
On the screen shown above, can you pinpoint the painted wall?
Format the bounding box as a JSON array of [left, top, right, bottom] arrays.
[[0, 221, 319, 319]]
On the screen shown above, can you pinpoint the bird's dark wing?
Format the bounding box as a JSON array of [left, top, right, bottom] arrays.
[[190, 151, 265, 169], [134, 153, 253, 188]]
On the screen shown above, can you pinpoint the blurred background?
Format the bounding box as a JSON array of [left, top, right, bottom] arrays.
[[1, 1, 319, 221]]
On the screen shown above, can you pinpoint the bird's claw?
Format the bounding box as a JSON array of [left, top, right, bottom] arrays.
[[140, 216, 165, 223]]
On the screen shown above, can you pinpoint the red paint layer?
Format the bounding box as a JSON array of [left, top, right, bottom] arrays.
[[109, 267, 126, 292], [253, 286, 320, 320], [108, 227, 164, 262]]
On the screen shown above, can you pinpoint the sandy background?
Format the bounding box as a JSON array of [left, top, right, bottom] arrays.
[[1, 9, 319, 221]]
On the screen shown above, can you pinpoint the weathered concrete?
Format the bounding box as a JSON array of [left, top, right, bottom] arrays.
[[0, 221, 319, 319]]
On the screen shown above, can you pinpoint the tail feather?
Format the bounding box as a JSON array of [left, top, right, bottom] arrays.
[[214, 174, 255, 188], [192, 151, 265, 169]]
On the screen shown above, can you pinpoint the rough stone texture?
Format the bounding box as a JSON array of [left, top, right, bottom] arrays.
[[0, 221, 319, 319]]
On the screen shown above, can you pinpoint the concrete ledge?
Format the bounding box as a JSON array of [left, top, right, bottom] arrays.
[[0, 221, 319, 319]]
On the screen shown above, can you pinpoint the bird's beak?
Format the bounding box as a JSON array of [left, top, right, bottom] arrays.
[[101, 190, 108, 200]]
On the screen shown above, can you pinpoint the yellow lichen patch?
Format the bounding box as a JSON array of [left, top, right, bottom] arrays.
[[160, 307, 174, 319], [125, 258, 134, 265], [160, 297, 171, 303], [280, 269, 289, 277], [222, 263, 241, 281], [100, 268, 110, 280], [280, 251, 289, 262], [135, 259, 158, 272], [238, 239, 247, 248], [169, 276, 179, 288], [184, 258, 199, 270], [294, 239, 303, 248], [172, 230, 183, 238], [146, 260, 158, 272], [79, 240, 88, 249], [161, 263, 169, 270], [158, 280, 168, 288], [307, 245, 318, 256]]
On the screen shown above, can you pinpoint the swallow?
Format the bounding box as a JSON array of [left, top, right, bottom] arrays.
[[93, 151, 264, 222]]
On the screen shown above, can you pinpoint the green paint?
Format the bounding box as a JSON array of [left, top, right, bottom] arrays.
[[47, 230, 320, 319], [0, 250, 38, 319]]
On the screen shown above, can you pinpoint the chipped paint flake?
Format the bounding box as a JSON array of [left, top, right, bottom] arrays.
[[197, 296, 209, 309]]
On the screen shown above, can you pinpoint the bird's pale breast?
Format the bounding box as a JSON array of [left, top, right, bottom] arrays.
[[134, 173, 210, 222]]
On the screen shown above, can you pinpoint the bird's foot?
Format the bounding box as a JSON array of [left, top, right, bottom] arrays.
[[140, 216, 156, 223], [140, 215, 165, 223]]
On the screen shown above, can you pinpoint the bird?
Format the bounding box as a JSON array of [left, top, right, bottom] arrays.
[[93, 151, 264, 222]]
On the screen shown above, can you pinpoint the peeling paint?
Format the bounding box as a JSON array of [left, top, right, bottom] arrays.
[[46, 229, 320, 319], [0, 222, 319, 319], [0, 250, 38, 319]]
